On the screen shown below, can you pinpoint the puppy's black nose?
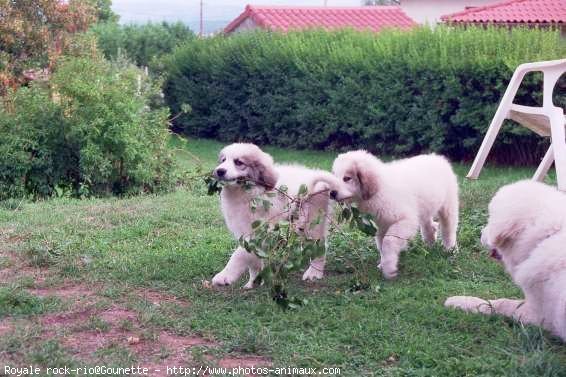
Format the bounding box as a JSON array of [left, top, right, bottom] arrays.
[[329, 190, 337, 199], [215, 168, 226, 177]]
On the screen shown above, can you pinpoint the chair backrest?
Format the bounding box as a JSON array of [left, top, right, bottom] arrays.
[[515, 59, 566, 110]]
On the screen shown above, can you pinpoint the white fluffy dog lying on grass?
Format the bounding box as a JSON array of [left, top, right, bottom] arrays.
[[211, 143, 333, 288], [445, 180, 566, 341], [327, 150, 459, 279]]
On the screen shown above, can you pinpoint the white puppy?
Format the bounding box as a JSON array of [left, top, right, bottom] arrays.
[[328, 150, 459, 279], [211, 143, 333, 288], [445, 180, 566, 341]]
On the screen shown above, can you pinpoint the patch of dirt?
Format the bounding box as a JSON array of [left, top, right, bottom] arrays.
[[28, 283, 95, 299], [0, 254, 49, 285], [99, 306, 138, 323], [134, 332, 216, 376], [0, 227, 22, 243], [41, 309, 95, 327], [37, 298, 269, 374], [0, 244, 269, 371], [137, 289, 190, 308], [59, 306, 217, 372], [0, 320, 12, 337]]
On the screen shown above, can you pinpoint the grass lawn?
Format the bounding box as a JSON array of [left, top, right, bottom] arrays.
[[1, 136, 565, 376]]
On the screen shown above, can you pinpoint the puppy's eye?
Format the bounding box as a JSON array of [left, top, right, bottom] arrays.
[[343, 176, 351, 183], [234, 159, 244, 167], [219, 156, 226, 163]]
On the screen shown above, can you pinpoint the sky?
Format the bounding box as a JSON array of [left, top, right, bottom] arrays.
[[112, 0, 363, 31]]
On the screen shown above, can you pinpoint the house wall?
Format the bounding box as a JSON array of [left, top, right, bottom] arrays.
[[400, 0, 500, 25], [231, 17, 260, 33]]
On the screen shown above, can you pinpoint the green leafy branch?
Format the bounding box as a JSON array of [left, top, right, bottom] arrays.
[[206, 174, 380, 309]]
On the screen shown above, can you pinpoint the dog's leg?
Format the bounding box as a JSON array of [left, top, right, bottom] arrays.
[[302, 255, 325, 281], [375, 231, 385, 268], [379, 220, 418, 279], [439, 196, 458, 250], [444, 296, 539, 325], [444, 296, 494, 314], [420, 217, 438, 246], [212, 247, 257, 287], [243, 256, 264, 289], [490, 298, 540, 326]]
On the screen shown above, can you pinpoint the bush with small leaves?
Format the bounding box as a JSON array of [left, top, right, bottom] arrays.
[[206, 176, 377, 309], [0, 54, 175, 200]]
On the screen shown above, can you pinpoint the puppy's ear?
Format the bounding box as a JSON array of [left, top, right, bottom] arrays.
[[488, 220, 524, 248], [243, 151, 278, 189], [355, 163, 379, 200], [308, 182, 330, 210], [257, 163, 278, 189]]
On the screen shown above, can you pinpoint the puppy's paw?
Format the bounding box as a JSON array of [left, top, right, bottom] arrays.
[[444, 296, 491, 314], [302, 266, 324, 281], [242, 281, 255, 290], [380, 267, 398, 280], [443, 239, 458, 251], [212, 272, 237, 287], [444, 242, 460, 256]]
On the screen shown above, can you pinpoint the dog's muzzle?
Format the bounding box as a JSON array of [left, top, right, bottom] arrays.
[[215, 168, 226, 178], [329, 190, 338, 200], [489, 248, 502, 261]]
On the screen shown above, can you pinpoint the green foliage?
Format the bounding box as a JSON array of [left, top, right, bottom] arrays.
[[90, 22, 194, 69], [206, 176, 377, 309], [244, 216, 325, 309], [337, 202, 378, 237], [0, 288, 60, 318], [164, 26, 566, 164], [90, 0, 120, 24], [0, 55, 175, 200]]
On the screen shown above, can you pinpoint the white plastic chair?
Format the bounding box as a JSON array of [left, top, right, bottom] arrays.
[[467, 59, 566, 191]]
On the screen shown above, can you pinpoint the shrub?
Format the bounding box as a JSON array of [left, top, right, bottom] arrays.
[[0, 55, 175, 200], [163, 26, 566, 164], [90, 22, 194, 69]]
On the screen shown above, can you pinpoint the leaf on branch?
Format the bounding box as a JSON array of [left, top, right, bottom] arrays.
[[205, 175, 222, 195], [261, 199, 272, 211], [255, 249, 268, 258]]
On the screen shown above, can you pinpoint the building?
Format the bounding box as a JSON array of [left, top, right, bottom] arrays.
[[224, 5, 416, 34], [441, 0, 566, 35], [400, 0, 501, 25]]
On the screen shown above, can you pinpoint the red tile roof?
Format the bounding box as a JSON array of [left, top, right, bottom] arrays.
[[441, 0, 566, 24], [224, 5, 416, 33]]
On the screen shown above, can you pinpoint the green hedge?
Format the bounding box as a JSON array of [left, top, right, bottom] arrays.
[[163, 26, 565, 164], [90, 21, 194, 68]]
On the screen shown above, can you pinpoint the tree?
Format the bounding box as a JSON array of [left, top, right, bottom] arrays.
[[90, 0, 120, 23], [0, 0, 97, 94]]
